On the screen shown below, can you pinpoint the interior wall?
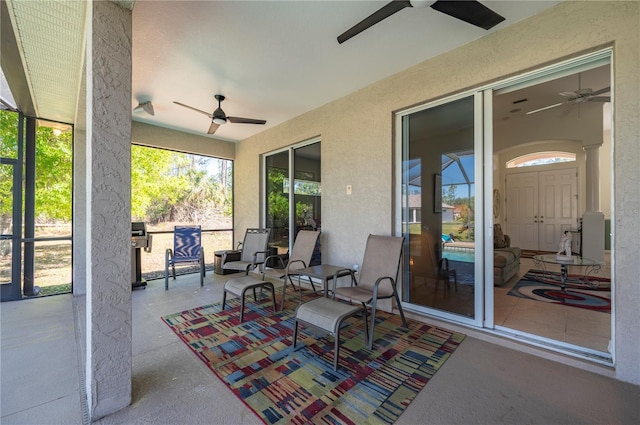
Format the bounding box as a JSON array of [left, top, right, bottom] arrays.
[[232, 1, 640, 384]]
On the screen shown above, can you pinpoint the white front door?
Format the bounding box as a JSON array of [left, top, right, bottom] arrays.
[[538, 168, 579, 251], [506, 168, 578, 251], [505, 172, 539, 250]]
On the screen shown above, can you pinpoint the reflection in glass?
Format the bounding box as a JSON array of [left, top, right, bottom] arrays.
[[402, 96, 476, 318], [266, 151, 290, 255]]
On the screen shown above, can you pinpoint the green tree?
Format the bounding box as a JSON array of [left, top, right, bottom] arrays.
[[443, 184, 457, 206], [266, 167, 288, 227], [0, 111, 19, 222], [131, 145, 233, 225], [34, 126, 72, 222]]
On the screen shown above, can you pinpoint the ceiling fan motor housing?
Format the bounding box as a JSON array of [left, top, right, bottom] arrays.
[[213, 94, 227, 124]]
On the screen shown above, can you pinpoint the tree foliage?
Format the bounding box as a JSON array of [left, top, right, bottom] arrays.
[[34, 126, 72, 221], [1, 112, 73, 223], [1, 111, 233, 230], [131, 145, 232, 226]]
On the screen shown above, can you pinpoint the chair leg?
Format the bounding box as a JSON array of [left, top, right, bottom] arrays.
[[393, 289, 408, 328], [366, 300, 377, 350], [268, 283, 277, 314], [307, 276, 317, 293], [165, 250, 172, 290], [292, 320, 299, 350], [334, 322, 341, 371], [199, 259, 204, 287], [222, 290, 227, 310], [165, 263, 169, 291], [361, 307, 369, 343], [239, 288, 248, 323], [280, 278, 287, 311], [452, 271, 458, 292]]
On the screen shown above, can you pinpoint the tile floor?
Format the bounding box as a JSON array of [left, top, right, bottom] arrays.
[[495, 256, 611, 353]]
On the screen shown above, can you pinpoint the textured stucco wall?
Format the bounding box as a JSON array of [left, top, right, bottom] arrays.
[[85, 1, 133, 419], [235, 2, 640, 384]]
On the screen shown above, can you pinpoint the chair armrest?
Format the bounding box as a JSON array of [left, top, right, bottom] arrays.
[[331, 268, 356, 293], [285, 259, 307, 274], [372, 275, 396, 296], [251, 250, 269, 266], [264, 254, 287, 269]]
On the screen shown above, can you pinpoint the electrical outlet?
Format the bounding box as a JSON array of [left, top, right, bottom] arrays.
[[346, 185, 352, 195]]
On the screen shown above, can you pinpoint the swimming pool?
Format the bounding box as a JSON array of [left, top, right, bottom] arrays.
[[443, 248, 475, 262]]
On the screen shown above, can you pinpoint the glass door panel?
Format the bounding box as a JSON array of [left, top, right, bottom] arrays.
[[402, 95, 479, 320], [264, 140, 321, 263], [265, 151, 290, 255], [293, 143, 321, 265]]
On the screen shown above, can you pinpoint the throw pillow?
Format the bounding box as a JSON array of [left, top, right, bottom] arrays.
[[494, 224, 507, 248]]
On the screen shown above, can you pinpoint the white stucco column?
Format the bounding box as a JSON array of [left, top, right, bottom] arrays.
[[582, 142, 605, 262], [85, 1, 132, 420], [583, 143, 601, 212]]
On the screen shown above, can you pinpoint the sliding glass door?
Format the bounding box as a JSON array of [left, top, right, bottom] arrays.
[[399, 94, 485, 325], [396, 50, 612, 358], [264, 140, 321, 263]]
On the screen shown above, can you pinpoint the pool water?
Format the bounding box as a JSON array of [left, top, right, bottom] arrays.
[[443, 249, 475, 262]]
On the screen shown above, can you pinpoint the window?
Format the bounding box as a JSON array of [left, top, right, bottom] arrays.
[[131, 145, 233, 279], [506, 151, 576, 168]]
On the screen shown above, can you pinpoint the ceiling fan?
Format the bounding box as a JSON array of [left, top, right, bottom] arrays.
[[173, 94, 266, 135], [527, 77, 611, 115], [337, 0, 505, 44], [133, 100, 154, 116]]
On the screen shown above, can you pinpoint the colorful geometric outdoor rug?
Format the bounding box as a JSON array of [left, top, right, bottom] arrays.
[[162, 294, 465, 424], [508, 269, 611, 313]]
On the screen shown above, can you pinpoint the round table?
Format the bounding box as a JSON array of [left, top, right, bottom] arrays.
[[532, 254, 603, 292]]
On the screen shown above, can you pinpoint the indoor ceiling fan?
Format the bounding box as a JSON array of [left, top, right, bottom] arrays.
[[173, 94, 266, 135], [337, 0, 505, 44], [526, 76, 611, 115]]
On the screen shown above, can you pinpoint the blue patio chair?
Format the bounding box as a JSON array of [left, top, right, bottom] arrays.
[[165, 225, 205, 290]]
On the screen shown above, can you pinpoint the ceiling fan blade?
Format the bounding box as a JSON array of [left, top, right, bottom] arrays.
[[559, 91, 579, 98], [207, 122, 220, 134], [430, 0, 505, 30], [592, 87, 611, 96], [337, 0, 411, 44], [142, 101, 155, 116], [173, 101, 213, 118], [227, 116, 267, 125], [526, 102, 565, 115], [589, 97, 611, 102]]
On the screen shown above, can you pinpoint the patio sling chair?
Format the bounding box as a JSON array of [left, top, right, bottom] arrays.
[[332, 234, 408, 350], [426, 231, 457, 292], [221, 228, 274, 322], [165, 225, 205, 290], [222, 228, 271, 275], [261, 230, 320, 310]]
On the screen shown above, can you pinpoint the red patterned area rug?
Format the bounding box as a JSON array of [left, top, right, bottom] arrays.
[[162, 294, 465, 424], [508, 269, 611, 313]]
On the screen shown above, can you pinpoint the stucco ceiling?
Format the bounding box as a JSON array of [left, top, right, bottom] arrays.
[[2, 0, 568, 142]]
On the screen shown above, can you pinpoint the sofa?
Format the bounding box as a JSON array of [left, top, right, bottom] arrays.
[[493, 224, 521, 286]]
